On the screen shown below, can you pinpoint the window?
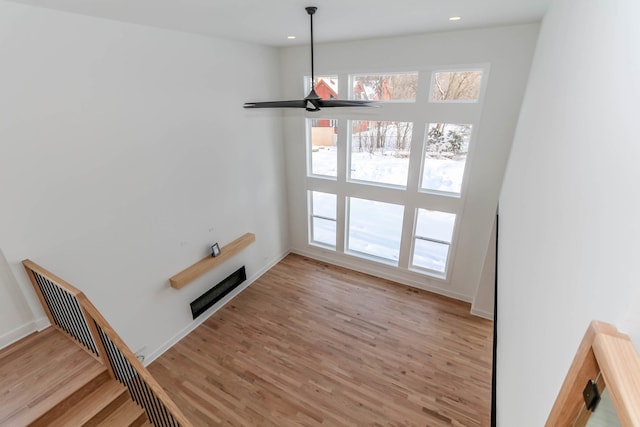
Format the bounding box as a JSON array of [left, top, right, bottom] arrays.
[[309, 191, 337, 248], [351, 73, 418, 101], [430, 70, 483, 102], [306, 75, 338, 99], [302, 66, 487, 281], [308, 118, 337, 178], [349, 120, 413, 187], [421, 123, 472, 195], [347, 197, 404, 263], [411, 209, 456, 273]]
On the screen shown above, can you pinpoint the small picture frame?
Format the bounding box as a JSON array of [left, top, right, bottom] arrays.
[[211, 243, 221, 258]]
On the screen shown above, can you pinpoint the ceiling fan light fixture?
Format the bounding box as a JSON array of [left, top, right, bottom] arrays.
[[243, 6, 376, 112]]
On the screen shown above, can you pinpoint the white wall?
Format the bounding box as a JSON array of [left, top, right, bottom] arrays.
[[471, 216, 496, 319], [0, 248, 41, 347], [280, 25, 538, 307], [498, 0, 640, 425], [0, 1, 289, 357]]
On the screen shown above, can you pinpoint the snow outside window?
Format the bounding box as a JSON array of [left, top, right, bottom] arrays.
[[308, 118, 338, 178], [421, 123, 472, 195], [309, 191, 337, 248], [347, 197, 404, 263], [412, 209, 456, 273], [303, 66, 487, 280], [349, 120, 413, 188]]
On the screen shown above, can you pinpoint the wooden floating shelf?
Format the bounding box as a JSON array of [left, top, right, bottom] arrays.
[[169, 232, 255, 289]]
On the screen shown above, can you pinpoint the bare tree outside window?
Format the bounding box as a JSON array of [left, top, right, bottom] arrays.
[[431, 71, 482, 102], [304, 67, 487, 278], [350, 120, 413, 187], [351, 121, 413, 156], [352, 73, 418, 101]]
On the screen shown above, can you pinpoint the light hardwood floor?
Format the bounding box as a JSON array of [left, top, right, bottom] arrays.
[[149, 254, 493, 426], [0, 327, 106, 426]]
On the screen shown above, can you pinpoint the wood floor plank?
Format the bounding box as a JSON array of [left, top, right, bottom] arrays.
[[149, 254, 493, 426], [0, 327, 106, 426]]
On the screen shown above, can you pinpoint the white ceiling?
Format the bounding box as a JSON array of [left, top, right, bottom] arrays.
[[10, 0, 551, 47]]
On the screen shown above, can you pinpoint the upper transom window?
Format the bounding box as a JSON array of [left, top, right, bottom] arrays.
[[306, 75, 339, 99], [430, 70, 483, 102], [351, 73, 418, 101]]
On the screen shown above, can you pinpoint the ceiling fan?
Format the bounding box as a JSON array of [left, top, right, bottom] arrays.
[[243, 6, 376, 112]]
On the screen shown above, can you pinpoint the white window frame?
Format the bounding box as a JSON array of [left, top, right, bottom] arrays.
[[345, 196, 405, 266], [306, 118, 338, 180], [308, 190, 337, 249], [418, 122, 475, 198], [409, 209, 457, 278], [302, 64, 490, 282], [346, 119, 414, 190]]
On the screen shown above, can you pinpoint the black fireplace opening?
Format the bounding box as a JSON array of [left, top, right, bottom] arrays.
[[190, 266, 246, 319]]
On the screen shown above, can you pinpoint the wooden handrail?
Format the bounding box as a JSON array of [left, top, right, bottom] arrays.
[[80, 296, 192, 426], [22, 259, 193, 427], [23, 259, 84, 329], [592, 333, 640, 426], [23, 259, 84, 296], [546, 321, 640, 426]]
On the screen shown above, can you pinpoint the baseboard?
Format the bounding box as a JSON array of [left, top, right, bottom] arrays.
[[0, 323, 36, 349], [291, 248, 473, 304], [470, 307, 494, 320], [143, 249, 291, 366], [34, 316, 50, 331]]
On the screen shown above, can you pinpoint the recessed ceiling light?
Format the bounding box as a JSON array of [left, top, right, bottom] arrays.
[[449, 16, 462, 21], [287, 35, 296, 40]]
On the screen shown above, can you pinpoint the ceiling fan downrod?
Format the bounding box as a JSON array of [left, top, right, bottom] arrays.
[[306, 6, 317, 90], [242, 6, 376, 111]]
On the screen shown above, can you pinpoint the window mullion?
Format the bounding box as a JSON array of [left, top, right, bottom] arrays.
[[405, 119, 426, 194], [312, 214, 335, 222], [397, 204, 416, 270], [335, 117, 348, 253], [415, 235, 450, 246], [336, 194, 346, 253], [303, 68, 487, 280]]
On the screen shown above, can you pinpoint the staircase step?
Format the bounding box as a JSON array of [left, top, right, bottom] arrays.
[[45, 379, 129, 426], [95, 399, 147, 427], [0, 325, 109, 427], [28, 368, 111, 427]]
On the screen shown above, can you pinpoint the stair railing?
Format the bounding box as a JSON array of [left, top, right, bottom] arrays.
[[546, 320, 640, 426], [23, 259, 192, 427]]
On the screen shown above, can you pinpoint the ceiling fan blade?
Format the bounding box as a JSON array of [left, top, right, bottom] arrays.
[[243, 7, 379, 112], [317, 100, 378, 108], [243, 100, 307, 109]]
